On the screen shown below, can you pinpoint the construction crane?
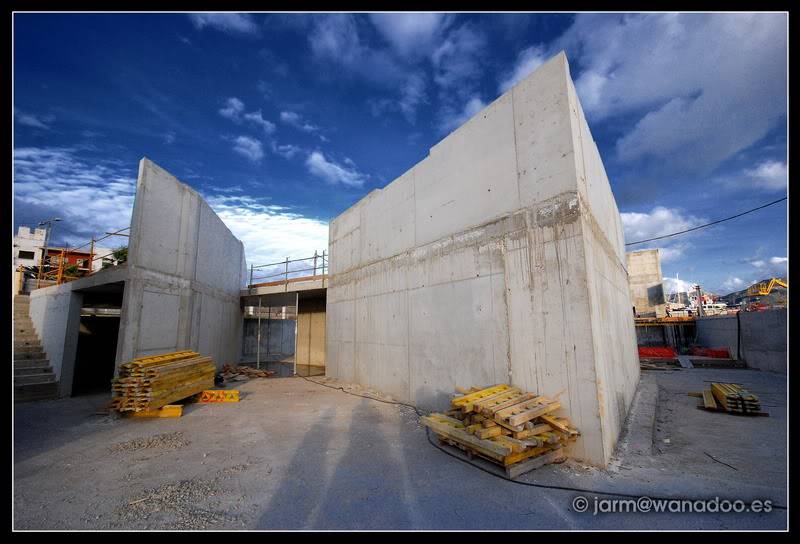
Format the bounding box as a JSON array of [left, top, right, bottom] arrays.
[[746, 277, 788, 297]]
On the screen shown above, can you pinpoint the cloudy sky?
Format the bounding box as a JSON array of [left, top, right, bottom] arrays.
[[13, 12, 787, 294]]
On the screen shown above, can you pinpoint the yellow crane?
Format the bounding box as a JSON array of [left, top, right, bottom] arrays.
[[746, 277, 788, 297]]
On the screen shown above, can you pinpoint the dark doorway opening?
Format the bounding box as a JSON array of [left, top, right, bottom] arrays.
[[72, 282, 124, 396]]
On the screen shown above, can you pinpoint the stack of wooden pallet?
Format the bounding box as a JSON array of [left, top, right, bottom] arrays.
[[110, 351, 216, 412], [694, 382, 767, 416], [421, 384, 579, 478]]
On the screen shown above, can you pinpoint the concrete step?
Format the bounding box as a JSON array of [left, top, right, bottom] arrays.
[[14, 345, 45, 354], [14, 358, 51, 369], [14, 341, 42, 350], [14, 365, 53, 376], [14, 350, 47, 361], [15, 373, 55, 385], [14, 331, 39, 342], [15, 382, 59, 403]]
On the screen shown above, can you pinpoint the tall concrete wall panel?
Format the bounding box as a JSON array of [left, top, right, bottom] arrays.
[[326, 52, 639, 466], [118, 158, 246, 368]]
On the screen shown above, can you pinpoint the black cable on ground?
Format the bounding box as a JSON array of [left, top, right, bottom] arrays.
[[295, 374, 786, 510]]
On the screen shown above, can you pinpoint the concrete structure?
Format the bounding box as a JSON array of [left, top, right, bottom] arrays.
[[326, 52, 639, 466], [13, 226, 46, 268], [241, 280, 328, 375], [695, 309, 787, 373], [627, 249, 667, 318], [27, 158, 247, 397]]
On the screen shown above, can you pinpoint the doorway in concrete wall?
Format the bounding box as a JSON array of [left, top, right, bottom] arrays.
[[71, 282, 124, 396], [296, 292, 326, 377]]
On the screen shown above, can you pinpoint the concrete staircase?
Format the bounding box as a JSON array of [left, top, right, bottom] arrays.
[[14, 295, 59, 402]]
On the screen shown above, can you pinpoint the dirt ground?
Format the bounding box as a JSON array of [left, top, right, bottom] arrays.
[[13, 368, 787, 530]]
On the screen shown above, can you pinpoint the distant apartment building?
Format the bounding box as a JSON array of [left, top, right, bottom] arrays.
[[12, 226, 47, 269]]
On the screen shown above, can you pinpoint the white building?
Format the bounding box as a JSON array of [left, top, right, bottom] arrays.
[[12, 226, 46, 269]]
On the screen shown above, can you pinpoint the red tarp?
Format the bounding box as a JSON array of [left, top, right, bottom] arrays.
[[690, 347, 731, 359], [638, 346, 677, 359]]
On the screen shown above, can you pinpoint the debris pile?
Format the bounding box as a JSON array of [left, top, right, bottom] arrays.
[[110, 351, 215, 412], [220, 363, 275, 381], [421, 384, 579, 478], [693, 382, 767, 416]]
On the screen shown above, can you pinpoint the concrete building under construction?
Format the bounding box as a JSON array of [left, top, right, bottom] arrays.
[[16, 52, 640, 468]]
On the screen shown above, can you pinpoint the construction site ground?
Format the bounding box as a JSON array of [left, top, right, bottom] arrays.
[[14, 368, 786, 530]]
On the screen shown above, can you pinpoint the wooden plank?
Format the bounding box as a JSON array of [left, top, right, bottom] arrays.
[[539, 415, 578, 436], [471, 388, 524, 412], [475, 426, 503, 439], [421, 417, 511, 460], [480, 393, 537, 417], [506, 402, 562, 427], [506, 448, 565, 479], [451, 384, 509, 408], [463, 387, 520, 413], [491, 435, 525, 453], [130, 404, 183, 418], [494, 396, 553, 420], [702, 389, 718, 410], [513, 424, 552, 439]]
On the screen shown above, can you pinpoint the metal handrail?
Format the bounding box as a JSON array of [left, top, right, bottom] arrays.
[[248, 250, 327, 286]]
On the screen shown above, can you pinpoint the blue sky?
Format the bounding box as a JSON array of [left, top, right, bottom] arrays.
[[13, 12, 788, 294]]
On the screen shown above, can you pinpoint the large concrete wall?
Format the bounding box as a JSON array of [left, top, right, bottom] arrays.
[[326, 52, 639, 467], [626, 249, 666, 318], [119, 158, 246, 368], [696, 309, 787, 372], [29, 158, 247, 396]]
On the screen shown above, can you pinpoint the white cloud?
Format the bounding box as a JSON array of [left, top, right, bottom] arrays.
[[270, 141, 303, 160], [662, 274, 699, 295], [551, 13, 786, 173], [305, 151, 366, 188], [242, 110, 276, 134], [720, 276, 746, 292], [188, 13, 259, 35], [621, 206, 706, 244], [163, 132, 176, 144], [498, 45, 547, 93], [13, 147, 136, 245], [219, 97, 275, 134], [279, 111, 319, 133], [13, 146, 329, 273], [308, 15, 430, 124], [438, 96, 487, 134], [204, 193, 330, 267], [15, 110, 53, 130], [431, 23, 486, 93], [770, 256, 788, 266], [231, 136, 264, 162], [308, 14, 403, 85], [219, 97, 245, 120], [743, 160, 787, 191], [369, 13, 451, 57]]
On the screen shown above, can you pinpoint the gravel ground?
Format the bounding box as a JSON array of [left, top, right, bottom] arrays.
[[14, 371, 787, 530]]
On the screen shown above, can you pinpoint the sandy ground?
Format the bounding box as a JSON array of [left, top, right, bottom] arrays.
[[13, 368, 787, 530]]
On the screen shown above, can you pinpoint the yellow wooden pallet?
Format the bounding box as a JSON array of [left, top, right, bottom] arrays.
[[423, 383, 581, 478]]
